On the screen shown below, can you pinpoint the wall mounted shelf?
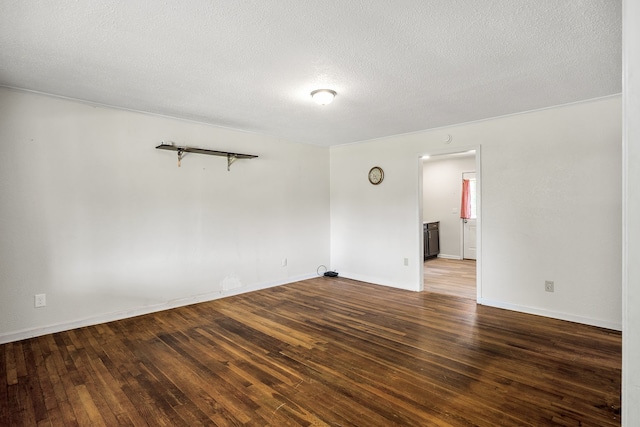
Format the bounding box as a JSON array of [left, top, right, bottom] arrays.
[[156, 142, 258, 171]]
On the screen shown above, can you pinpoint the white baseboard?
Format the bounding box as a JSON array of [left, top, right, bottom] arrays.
[[4, 275, 619, 344], [0, 273, 316, 344], [437, 253, 462, 260], [478, 298, 622, 331], [336, 271, 419, 292]]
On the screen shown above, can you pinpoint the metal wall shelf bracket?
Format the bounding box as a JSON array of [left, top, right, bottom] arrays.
[[227, 153, 237, 171], [156, 142, 257, 171], [177, 148, 185, 167]]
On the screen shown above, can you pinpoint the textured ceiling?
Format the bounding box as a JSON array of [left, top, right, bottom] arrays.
[[0, 1, 621, 146]]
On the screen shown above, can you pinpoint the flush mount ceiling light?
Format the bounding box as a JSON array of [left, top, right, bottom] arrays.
[[311, 89, 336, 105]]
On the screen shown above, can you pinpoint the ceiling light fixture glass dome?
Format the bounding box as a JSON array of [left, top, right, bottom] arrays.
[[311, 89, 336, 105]]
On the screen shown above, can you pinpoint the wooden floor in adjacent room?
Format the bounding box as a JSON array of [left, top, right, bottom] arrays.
[[424, 257, 477, 300], [1, 277, 621, 426]]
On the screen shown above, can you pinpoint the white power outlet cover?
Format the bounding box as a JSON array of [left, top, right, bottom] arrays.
[[545, 281, 554, 292], [35, 294, 46, 308]]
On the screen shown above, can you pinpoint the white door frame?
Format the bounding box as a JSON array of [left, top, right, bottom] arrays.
[[417, 145, 482, 301]]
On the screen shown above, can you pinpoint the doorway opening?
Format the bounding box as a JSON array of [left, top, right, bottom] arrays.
[[461, 171, 477, 261], [420, 148, 480, 300]]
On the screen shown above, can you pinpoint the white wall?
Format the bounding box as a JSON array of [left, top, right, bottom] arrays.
[[330, 96, 622, 329], [0, 88, 330, 343], [423, 155, 476, 259], [623, 1, 640, 424]]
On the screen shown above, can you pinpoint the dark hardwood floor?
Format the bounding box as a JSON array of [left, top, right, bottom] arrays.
[[1, 277, 621, 426], [424, 257, 477, 300]]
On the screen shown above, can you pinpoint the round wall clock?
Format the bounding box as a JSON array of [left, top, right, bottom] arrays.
[[368, 166, 384, 185]]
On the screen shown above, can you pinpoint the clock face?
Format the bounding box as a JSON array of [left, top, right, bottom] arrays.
[[368, 166, 384, 185]]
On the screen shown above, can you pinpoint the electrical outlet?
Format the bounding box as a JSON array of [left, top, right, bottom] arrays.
[[404, 258, 409, 266], [35, 294, 46, 308], [545, 280, 554, 293]]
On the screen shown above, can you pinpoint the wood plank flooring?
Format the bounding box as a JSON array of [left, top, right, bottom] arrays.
[[424, 258, 477, 300], [1, 277, 621, 426]]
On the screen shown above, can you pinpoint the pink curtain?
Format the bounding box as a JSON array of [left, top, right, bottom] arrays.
[[460, 179, 472, 219]]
